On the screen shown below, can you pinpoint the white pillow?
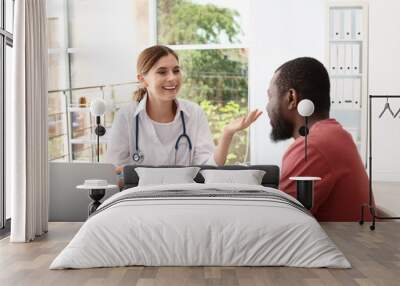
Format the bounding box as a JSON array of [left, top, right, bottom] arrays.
[[200, 169, 266, 185], [135, 167, 201, 186]]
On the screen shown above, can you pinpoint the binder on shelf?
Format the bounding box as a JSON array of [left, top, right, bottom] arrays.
[[327, 3, 367, 162], [329, 8, 335, 39], [343, 9, 352, 40], [352, 44, 360, 74], [332, 8, 342, 40], [354, 8, 363, 40], [343, 78, 353, 108], [352, 78, 361, 108], [336, 78, 344, 105], [330, 44, 338, 74], [331, 78, 337, 106], [345, 44, 353, 75], [337, 44, 345, 74], [351, 8, 356, 40]]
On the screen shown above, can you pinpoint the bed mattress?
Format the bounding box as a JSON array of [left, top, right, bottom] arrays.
[[50, 183, 350, 269]]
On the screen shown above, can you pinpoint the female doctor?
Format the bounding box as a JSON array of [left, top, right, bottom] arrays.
[[107, 45, 262, 173]]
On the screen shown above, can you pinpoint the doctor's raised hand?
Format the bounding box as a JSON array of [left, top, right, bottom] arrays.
[[224, 109, 263, 134], [213, 109, 263, 166]]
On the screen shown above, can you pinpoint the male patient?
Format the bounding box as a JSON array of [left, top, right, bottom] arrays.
[[266, 57, 371, 221]]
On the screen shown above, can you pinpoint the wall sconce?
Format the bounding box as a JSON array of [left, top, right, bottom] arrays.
[[297, 99, 315, 161], [290, 99, 320, 210], [90, 99, 106, 162]]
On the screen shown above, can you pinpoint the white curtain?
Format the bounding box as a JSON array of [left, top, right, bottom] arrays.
[[10, 0, 49, 242]]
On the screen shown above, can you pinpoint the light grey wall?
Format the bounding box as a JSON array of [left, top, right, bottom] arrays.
[[68, 0, 149, 88], [249, 0, 325, 166], [368, 0, 400, 181], [49, 162, 119, 222]]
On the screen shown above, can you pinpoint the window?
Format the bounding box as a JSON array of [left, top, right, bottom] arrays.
[[47, 0, 143, 163], [1, 0, 14, 231], [46, 0, 249, 164], [156, 0, 249, 163]]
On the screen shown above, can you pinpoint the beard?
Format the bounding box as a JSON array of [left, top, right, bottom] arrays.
[[269, 112, 294, 142]]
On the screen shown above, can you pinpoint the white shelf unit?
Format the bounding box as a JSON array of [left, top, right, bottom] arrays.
[[326, 1, 369, 165]]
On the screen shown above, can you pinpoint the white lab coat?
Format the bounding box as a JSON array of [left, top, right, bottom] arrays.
[[106, 94, 216, 167]]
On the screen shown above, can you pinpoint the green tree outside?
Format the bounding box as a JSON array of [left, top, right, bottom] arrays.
[[158, 0, 249, 164]]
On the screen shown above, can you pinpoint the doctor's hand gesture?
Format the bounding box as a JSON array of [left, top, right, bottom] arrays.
[[224, 109, 263, 135], [214, 109, 263, 166]]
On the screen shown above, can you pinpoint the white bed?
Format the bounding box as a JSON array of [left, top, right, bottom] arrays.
[[50, 183, 350, 269]]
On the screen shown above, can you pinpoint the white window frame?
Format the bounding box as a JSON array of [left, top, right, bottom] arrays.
[[1, 0, 14, 230], [149, 0, 250, 163]]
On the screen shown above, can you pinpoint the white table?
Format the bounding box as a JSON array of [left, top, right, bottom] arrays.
[[77, 183, 118, 216]]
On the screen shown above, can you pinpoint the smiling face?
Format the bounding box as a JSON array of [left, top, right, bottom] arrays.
[[139, 53, 182, 102]]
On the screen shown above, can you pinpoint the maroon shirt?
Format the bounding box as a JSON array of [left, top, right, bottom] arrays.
[[280, 119, 372, 221]]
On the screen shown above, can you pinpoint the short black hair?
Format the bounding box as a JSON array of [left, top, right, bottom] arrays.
[[275, 57, 330, 115]]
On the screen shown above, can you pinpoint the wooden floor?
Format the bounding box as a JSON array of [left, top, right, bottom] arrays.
[[1, 222, 400, 286]]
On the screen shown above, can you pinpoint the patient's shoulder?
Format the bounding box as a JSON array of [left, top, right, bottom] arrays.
[[284, 139, 326, 163]]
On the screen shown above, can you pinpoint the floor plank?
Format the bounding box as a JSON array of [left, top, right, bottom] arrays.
[[0, 221, 399, 286]]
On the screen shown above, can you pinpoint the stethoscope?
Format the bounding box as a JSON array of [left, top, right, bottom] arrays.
[[132, 110, 193, 164]]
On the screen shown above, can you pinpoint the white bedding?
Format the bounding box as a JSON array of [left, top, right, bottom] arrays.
[[50, 183, 350, 269]]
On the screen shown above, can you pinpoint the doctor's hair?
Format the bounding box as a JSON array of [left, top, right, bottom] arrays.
[[133, 45, 180, 102], [275, 57, 331, 115]]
